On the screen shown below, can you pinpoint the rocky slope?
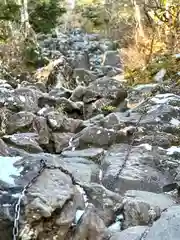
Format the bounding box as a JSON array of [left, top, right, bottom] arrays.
[[0, 28, 180, 240]]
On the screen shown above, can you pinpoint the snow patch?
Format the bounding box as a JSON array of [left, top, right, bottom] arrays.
[[99, 169, 103, 182], [170, 118, 180, 126], [139, 144, 152, 151], [151, 93, 180, 104], [19, 95, 26, 103], [68, 137, 75, 151], [76, 185, 88, 207], [0, 156, 23, 185], [75, 210, 85, 224], [166, 146, 180, 155], [49, 119, 57, 127], [37, 107, 47, 115]]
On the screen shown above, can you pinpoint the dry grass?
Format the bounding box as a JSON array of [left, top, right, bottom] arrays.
[[0, 35, 25, 74], [120, 24, 180, 85], [0, 33, 37, 77]]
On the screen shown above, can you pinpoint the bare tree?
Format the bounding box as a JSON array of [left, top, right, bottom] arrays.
[[17, 0, 31, 37], [131, 0, 145, 42]]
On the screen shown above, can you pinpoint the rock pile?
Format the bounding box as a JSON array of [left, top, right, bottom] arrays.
[[0, 28, 180, 240]]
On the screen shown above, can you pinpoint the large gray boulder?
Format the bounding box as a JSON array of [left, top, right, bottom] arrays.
[[145, 206, 180, 240]]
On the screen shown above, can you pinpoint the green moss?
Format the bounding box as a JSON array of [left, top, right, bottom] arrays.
[[101, 105, 116, 113]]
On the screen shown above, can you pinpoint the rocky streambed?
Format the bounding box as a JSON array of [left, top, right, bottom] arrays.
[[1, 28, 180, 240]]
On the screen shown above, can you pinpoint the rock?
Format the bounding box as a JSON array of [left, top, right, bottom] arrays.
[[99, 39, 118, 52], [5, 88, 43, 113], [134, 132, 179, 148], [4, 111, 35, 134], [52, 132, 74, 153], [83, 98, 110, 119], [0, 156, 24, 240], [72, 204, 107, 240], [47, 111, 64, 129], [100, 112, 127, 129], [83, 114, 105, 128], [70, 86, 87, 102], [47, 111, 84, 133], [0, 85, 12, 106], [0, 80, 13, 90], [0, 139, 9, 156], [87, 77, 127, 103], [32, 116, 50, 145], [127, 83, 158, 106], [33, 57, 65, 87], [110, 226, 148, 240], [83, 183, 123, 225], [20, 170, 77, 239], [20, 81, 47, 93], [61, 117, 84, 133], [3, 133, 43, 153], [145, 206, 180, 240], [82, 89, 102, 104], [122, 190, 176, 228], [37, 106, 55, 117], [1, 28, 180, 240], [61, 148, 104, 162], [153, 68, 166, 83], [102, 50, 121, 68], [94, 66, 122, 78], [38, 95, 56, 108], [72, 126, 118, 148], [73, 68, 97, 86], [56, 97, 82, 114], [74, 51, 90, 69], [25, 169, 74, 220], [62, 157, 100, 185], [0, 154, 88, 239], [21, 169, 84, 239], [48, 87, 72, 99], [101, 144, 173, 194], [129, 93, 180, 134]]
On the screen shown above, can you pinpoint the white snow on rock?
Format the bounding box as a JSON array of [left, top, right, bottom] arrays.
[[166, 146, 180, 155], [0, 156, 23, 185], [151, 93, 180, 104], [170, 118, 180, 127]]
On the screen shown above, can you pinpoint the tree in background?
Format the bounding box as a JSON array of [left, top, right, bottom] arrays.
[[0, 0, 66, 39]]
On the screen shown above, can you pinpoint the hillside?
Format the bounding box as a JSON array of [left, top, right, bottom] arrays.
[[0, 1, 180, 240]]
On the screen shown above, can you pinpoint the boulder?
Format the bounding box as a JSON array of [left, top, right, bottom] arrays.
[[3, 133, 43, 153], [101, 144, 173, 194], [145, 206, 180, 240], [110, 226, 148, 240], [5, 88, 43, 113], [87, 77, 127, 102], [122, 190, 176, 228], [52, 132, 74, 153], [4, 111, 35, 134], [102, 50, 122, 68]]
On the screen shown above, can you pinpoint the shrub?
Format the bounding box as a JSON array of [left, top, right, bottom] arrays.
[[29, 0, 66, 33]]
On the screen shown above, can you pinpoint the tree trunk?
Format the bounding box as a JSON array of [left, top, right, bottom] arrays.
[[17, 0, 30, 37], [131, 0, 145, 42]]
